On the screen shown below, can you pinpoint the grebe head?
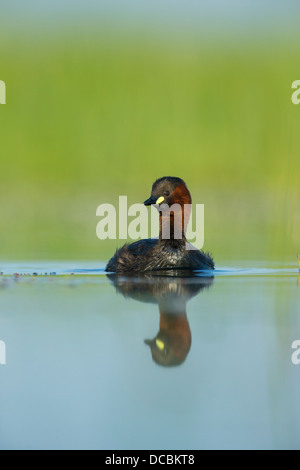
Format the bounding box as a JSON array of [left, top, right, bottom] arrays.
[[144, 176, 192, 208]]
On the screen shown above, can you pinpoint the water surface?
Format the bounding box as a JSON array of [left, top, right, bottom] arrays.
[[0, 261, 299, 450]]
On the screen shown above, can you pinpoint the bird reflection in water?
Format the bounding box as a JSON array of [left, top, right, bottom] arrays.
[[107, 271, 214, 367]]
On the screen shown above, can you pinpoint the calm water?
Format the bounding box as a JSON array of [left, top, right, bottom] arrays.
[[0, 261, 299, 450]]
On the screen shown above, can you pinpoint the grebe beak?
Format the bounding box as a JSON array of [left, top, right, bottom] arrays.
[[144, 195, 157, 206], [144, 338, 165, 351]]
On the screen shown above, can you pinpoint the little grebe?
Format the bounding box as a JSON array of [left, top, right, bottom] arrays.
[[105, 176, 214, 272]]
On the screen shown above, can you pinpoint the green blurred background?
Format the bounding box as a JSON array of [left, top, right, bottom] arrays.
[[0, 1, 299, 264]]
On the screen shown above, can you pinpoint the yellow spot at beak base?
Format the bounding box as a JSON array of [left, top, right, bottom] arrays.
[[156, 339, 165, 350], [156, 196, 165, 205]]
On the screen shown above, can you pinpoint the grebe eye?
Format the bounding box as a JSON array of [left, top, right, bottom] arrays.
[[163, 191, 170, 197]]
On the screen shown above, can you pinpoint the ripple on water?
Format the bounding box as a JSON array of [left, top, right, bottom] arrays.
[[0, 261, 298, 280]]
